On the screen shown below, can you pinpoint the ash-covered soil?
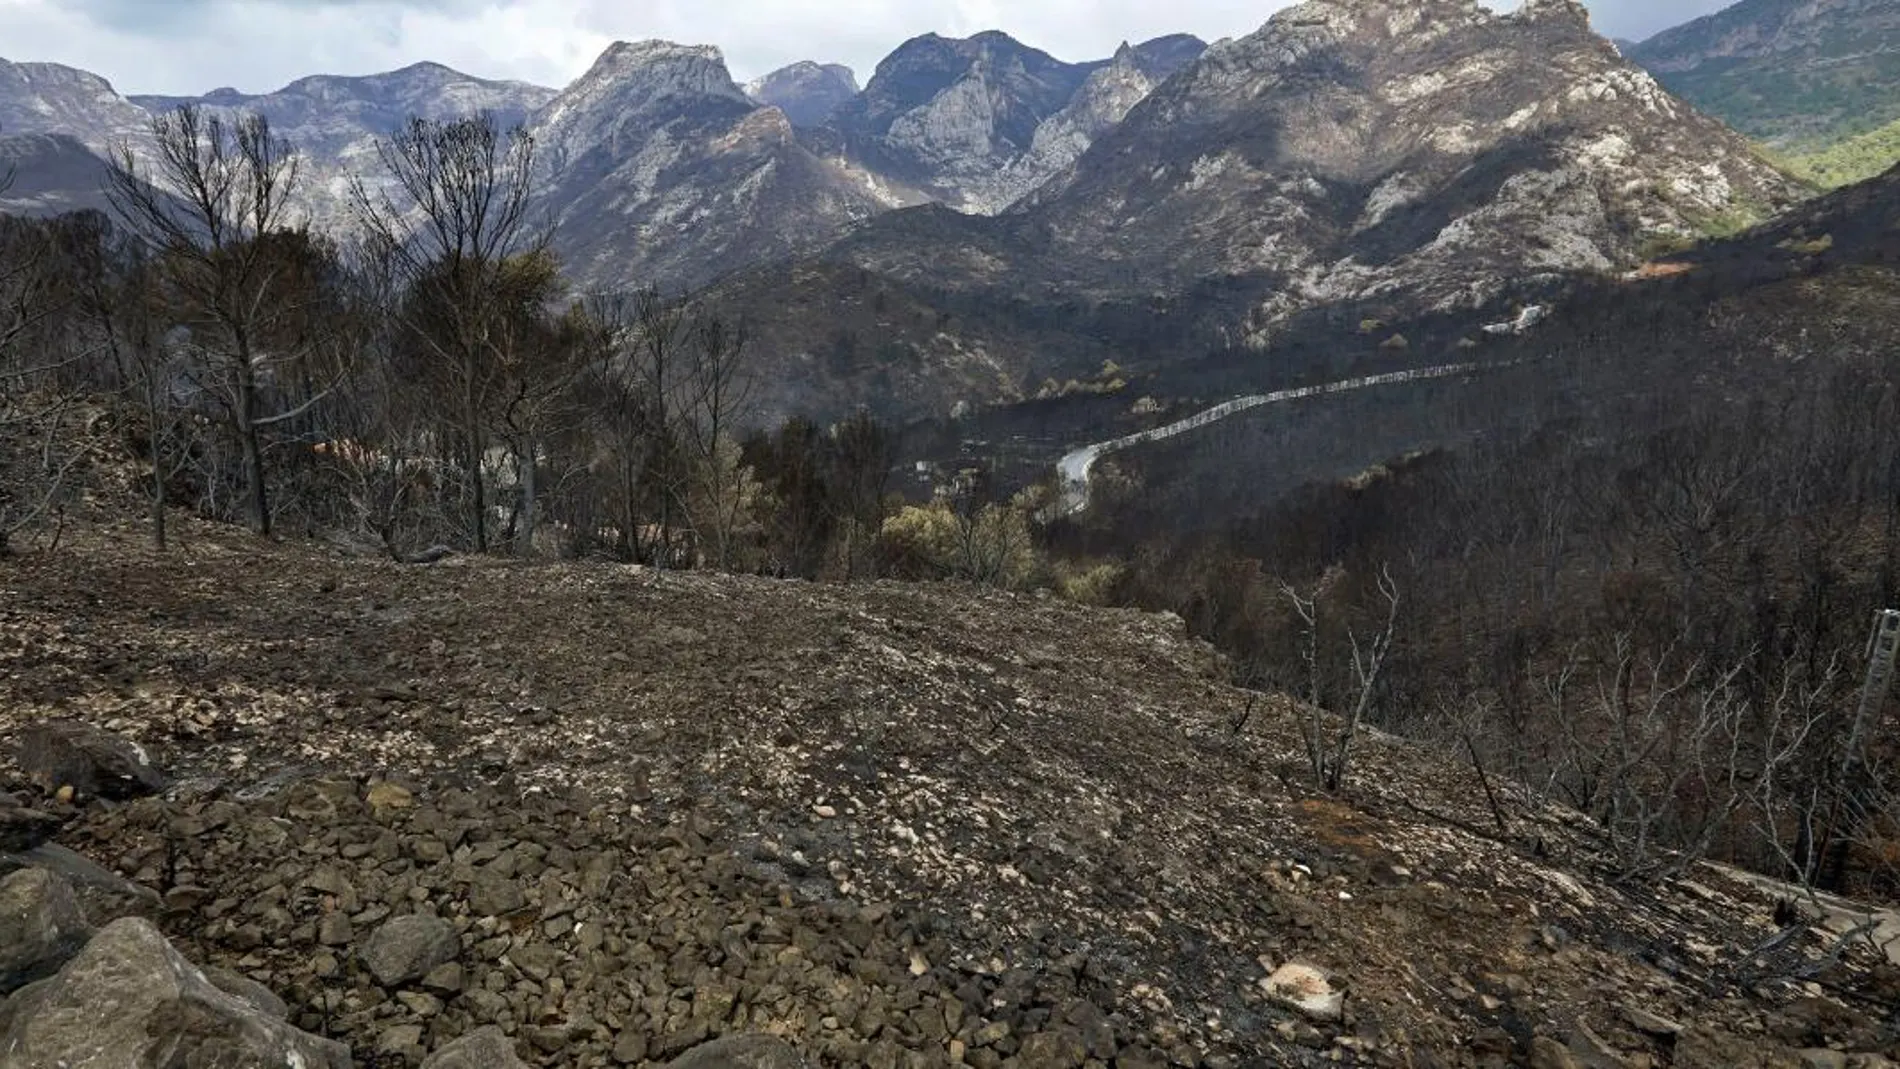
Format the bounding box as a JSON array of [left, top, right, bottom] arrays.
[[1, 521, 1896, 1067]]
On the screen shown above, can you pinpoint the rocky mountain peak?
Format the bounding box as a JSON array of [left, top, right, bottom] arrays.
[[532, 39, 752, 178], [743, 60, 860, 127], [575, 40, 750, 109], [1127, 34, 1209, 80], [827, 31, 1097, 211]]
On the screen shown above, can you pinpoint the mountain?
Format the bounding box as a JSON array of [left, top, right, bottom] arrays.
[[1626, 0, 1900, 149], [711, 0, 1805, 422], [743, 61, 860, 126], [129, 62, 554, 158], [823, 31, 1105, 213], [528, 41, 910, 292], [130, 62, 557, 231], [0, 58, 153, 162], [0, 33, 1205, 290], [988, 37, 1209, 207]]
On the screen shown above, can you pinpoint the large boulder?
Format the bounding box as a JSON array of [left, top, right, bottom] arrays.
[[665, 1034, 810, 1068], [0, 916, 352, 1068], [14, 721, 168, 801], [0, 867, 90, 994], [360, 913, 460, 987], [420, 1026, 527, 1069]]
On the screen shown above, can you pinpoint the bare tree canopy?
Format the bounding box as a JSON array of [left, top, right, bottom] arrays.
[[350, 111, 546, 554], [103, 104, 317, 537]]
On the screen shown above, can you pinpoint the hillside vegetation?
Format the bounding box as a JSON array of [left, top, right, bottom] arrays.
[[1787, 122, 1900, 188]]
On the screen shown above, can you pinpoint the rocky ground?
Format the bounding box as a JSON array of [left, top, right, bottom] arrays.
[[1, 518, 1898, 1067]]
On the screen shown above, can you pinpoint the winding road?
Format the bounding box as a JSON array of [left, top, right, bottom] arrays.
[[1056, 361, 1489, 515]]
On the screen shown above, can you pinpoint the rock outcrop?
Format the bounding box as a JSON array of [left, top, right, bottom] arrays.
[[992, 38, 1208, 208], [527, 41, 906, 291], [821, 31, 1205, 214]]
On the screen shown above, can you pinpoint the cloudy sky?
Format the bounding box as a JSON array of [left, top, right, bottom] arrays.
[[0, 0, 1732, 96]]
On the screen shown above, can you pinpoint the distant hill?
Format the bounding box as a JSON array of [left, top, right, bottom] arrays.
[[1627, 0, 1900, 152]]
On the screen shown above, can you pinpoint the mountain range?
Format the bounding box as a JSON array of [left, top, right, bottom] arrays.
[[0, 0, 1856, 423]]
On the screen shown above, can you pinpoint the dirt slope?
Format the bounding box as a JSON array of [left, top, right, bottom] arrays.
[[0, 521, 1895, 1067]]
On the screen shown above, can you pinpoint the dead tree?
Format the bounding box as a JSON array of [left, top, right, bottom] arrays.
[[0, 213, 103, 555], [350, 111, 543, 554], [104, 105, 318, 537], [1286, 564, 1401, 790], [677, 312, 755, 569]]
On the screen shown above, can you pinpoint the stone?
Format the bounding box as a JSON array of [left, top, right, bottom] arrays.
[[665, 1033, 811, 1068], [1261, 962, 1344, 1022], [301, 866, 361, 913], [470, 866, 526, 917], [1531, 1036, 1585, 1069], [0, 917, 349, 1067], [203, 965, 290, 1020], [0, 800, 63, 854], [614, 1031, 650, 1064], [1018, 1026, 1089, 1067], [1801, 1053, 1848, 1069], [1623, 1005, 1684, 1038], [422, 961, 465, 994], [379, 1023, 427, 1060], [14, 720, 168, 800], [423, 1026, 528, 1069], [318, 910, 355, 946], [367, 782, 416, 816], [0, 844, 161, 926], [361, 913, 460, 987], [0, 866, 91, 995]]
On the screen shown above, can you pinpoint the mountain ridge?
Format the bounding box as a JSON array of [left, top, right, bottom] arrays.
[[1625, 0, 1900, 148]]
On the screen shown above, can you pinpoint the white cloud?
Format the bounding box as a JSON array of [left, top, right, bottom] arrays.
[[0, 0, 1735, 96]]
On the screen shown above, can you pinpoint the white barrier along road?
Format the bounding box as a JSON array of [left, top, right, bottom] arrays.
[[1056, 361, 1488, 515]]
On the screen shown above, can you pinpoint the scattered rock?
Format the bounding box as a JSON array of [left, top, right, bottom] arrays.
[[14, 720, 168, 800], [422, 1026, 527, 1069], [665, 1033, 810, 1068], [0, 867, 91, 994], [0, 917, 349, 1067], [1261, 962, 1344, 1022], [360, 913, 460, 987]]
